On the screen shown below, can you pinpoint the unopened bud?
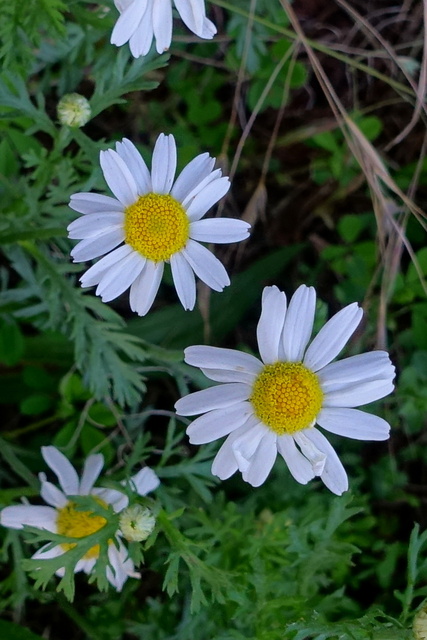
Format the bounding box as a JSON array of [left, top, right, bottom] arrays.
[[57, 93, 91, 128], [414, 605, 427, 640], [119, 505, 155, 542]]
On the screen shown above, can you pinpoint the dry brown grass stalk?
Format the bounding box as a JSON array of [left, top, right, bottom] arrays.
[[280, 0, 427, 348]]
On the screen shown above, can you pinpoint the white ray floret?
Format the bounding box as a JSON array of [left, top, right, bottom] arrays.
[[175, 285, 395, 495], [111, 0, 217, 58], [68, 134, 250, 315], [0, 447, 160, 591]]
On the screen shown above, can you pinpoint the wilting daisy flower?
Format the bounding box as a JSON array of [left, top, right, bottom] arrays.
[[111, 0, 217, 58], [119, 504, 156, 542], [68, 134, 250, 315], [175, 285, 395, 495], [0, 447, 160, 591]]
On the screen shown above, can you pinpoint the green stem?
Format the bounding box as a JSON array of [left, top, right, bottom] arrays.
[[0, 438, 39, 489], [4, 415, 59, 440], [58, 596, 104, 640]]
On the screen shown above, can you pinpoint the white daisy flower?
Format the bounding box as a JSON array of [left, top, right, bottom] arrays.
[[175, 285, 395, 495], [68, 134, 250, 315], [111, 0, 217, 58], [0, 447, 160, 591]]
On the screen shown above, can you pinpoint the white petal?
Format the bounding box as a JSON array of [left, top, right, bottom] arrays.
[[77, 557, 97, 574], [115, 0, 137, 13], [33, 544, 64, 560], [170, 252, 196, 311], [281, 285, 316, 362], [39, 474, 67, 508], [277, 435, 315, 484], [129, 260, 164, 315], [173, 0, 205, 35], [303, 303, 363, 372], [151, 134, 177, 194], [115, 138, 151, 194], [293, 431, 327, 476], [182, 240, 230, 291], [211, 433, 240, 480], [153, 0, 173, 53], [111, 0, 148, 45], [323, 379, 394, 408], [107, 540, 136, 591], [176, 383, 250, 415], [211, 420, 264, 480], [186, 402, 253, 445], [171, 153, 215, 203], [41, 446, 79, 495], [0, 505, 57, 531], [93, 488, 128, 513], [185, 177, 230, 221], [318, 351, 395, 391], [242, 431, 277, 487], [67, 213, 123, 239], [129, 467, 160, 495], [200, 367, 257, 385], [257, 286, 287, 365], [199, 15, 216, 38], [304, 428, 349, 495], [231, 420, 266, 473], [317, 407, 391, 441], [181, 169, 222, 209], [71, 228, 125, 263], [96, 250, 146, 302], [184, 345, 263, 376], [189, 218, 250, 244], [80, 245, 134, 287], [128, 6, 154, 57], [100, 149, 139, 206], [69, 193, 123, 214], [79, 454, 104, 495]]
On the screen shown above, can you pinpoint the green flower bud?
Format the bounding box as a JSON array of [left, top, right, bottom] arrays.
[[119, 505, 156, 542], [57, 93, 91, 128]]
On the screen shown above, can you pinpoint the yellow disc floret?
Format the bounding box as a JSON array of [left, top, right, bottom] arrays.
[[250, 362, 323, 435], [124, 193, 190, 262], [56, 498, 108, 559]]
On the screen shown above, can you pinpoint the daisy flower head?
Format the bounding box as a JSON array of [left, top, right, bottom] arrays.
[[0, 446, 160, 591], [175, 285, 395, 495], [68, 134, 250, 316], [111, 0, 217, 58]]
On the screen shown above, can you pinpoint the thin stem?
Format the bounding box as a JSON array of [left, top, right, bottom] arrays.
[[211, 0, 416, 97]]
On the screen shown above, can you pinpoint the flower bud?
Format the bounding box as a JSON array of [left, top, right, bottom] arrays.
[[57, 93, 91, 128], [414, 605, 427, 640], [119, 505, 156, 542]]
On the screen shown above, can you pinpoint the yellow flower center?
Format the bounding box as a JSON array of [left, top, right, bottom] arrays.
[[250, 362, 323, 435], [56, 498, 108, 559], [124, 193, 190, 262]]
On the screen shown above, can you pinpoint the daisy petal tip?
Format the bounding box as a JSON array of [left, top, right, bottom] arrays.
[[186, 430, 200, 445], [332, 481, 349, 497], [174, 399, 185, 416], [184, 302, 195, 311], [183, 346, 200, 364], [243, 475, 263, 488], [41, 445, 55, 458]]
